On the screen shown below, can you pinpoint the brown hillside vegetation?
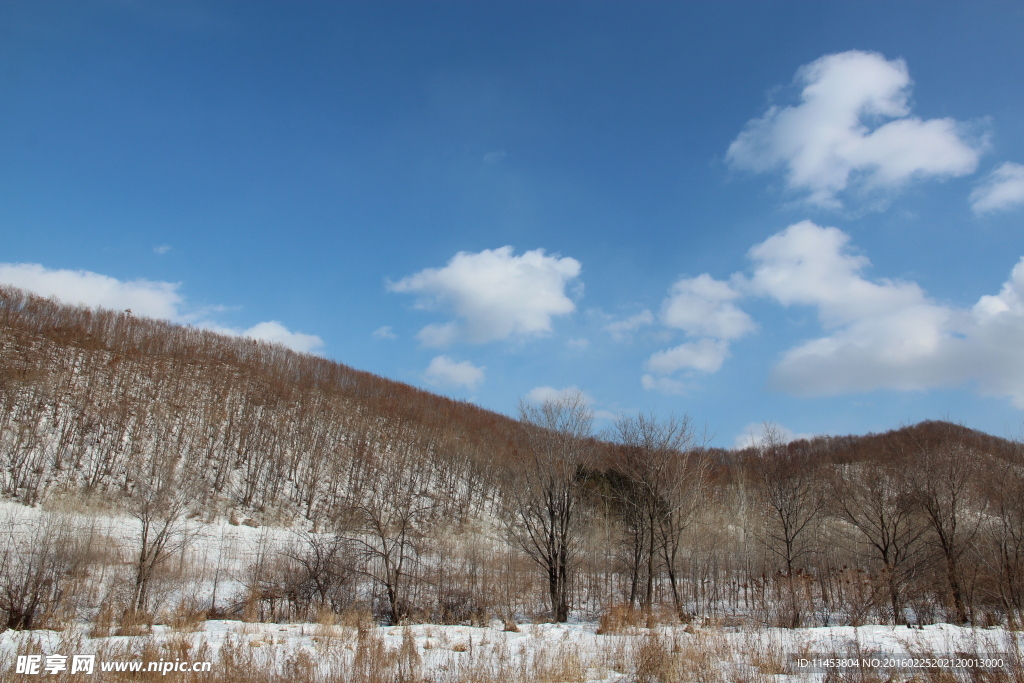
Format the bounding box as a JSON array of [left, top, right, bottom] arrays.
[[0, 284, 523, 514], [2, 284, 1024, 631]]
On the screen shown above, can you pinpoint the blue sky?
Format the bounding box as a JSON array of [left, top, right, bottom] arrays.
[[3, 1, 1024, 446]]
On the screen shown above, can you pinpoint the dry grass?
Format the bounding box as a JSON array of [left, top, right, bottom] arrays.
[[597, 602, 646, 635], [168, 597, 207, 633]]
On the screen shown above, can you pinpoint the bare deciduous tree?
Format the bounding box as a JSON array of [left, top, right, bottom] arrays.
[[612, 413, 709, 617], [830, 461, 926, 624], [124, 456, 196, 618], [335, 435, 435, 625], [755, 424, 824, 628], [909, 434, 983, 624], [505, 391, 594, 622], [0, 512, 90, 630], [979, 450, 1024, 627]]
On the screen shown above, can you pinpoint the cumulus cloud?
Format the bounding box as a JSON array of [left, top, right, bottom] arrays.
[[661, 274, 754, 339], [423, 355, 485, 390], [0, 262, 185, 318], [642, 275, 754, 393], [746, 220, 931, 327], [638, 219, 1024, 407], [971, 162, 1024, 214], [372, 326, 397, 340], [388, 246, 582, 346], [727, 50, 981, 207], [0, 262, 323, 354], [744, 222, 1024, 407]]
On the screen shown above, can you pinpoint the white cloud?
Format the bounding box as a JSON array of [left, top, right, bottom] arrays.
[[645, 339, 730, 375], [746, 220, 930, 327], [416, 322, 459, 347], [424, 355, 485, 391], [526, 385, 593, 406], [971, 162, 1024, 214], [566, 337, 590, 349], [744, 222, 1024, 407], [604, 310, 654, 341], [642, 275, 755, 390], [727, 50, 981, 207], [0, 262, 323, 354], [388, 246, 581, 346], [640, 374, 687, 395], [153, 244, 172, 255], [372, 325, 397, 340], [242, 321, 323, 354], [661, 274, 754, 339], [0, 262, 184, 318], [633, 219, 1024, 407], [733, 422, 816, 450]]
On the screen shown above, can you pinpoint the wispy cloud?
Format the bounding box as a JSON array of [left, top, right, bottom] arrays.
[[526, 385, 594, 405], [604, 310, 654, 342], [971, 162, 1024, 214]]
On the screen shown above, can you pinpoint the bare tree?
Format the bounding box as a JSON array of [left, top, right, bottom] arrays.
[[979, 450, 1024, 626], [908, 433, 983, 624], [755, 424, 824, 628], [124, 453, 196, 618], [830, 461, 927, 624], [335, 434, 435, 624], [0, 512, 90, 630], [505, 391, 594, 622], [612, 413, 708, 617]]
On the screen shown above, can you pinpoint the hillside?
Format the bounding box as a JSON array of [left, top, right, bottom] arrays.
[[0, 284, 520, 518], [1, 284, 1023, 639]]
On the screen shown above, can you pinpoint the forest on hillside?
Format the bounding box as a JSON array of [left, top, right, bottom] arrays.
[[2, 285, 1024, 635]]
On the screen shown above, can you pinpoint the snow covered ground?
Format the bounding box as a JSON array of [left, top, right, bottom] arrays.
[[2, 500, 1022, 680], [2, 619, 1020, 681]]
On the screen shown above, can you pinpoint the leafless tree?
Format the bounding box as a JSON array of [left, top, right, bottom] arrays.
[[908, 433, 983, 624], [978, 449, 1024, 626], [612, 413, 709, 617], [335, 434, 436, 624], [829, 460, 927, 624], [504, 391, 594, 622], [755, 424, 824, 628], [124, 453, 196, 617], [280, 529, 353, 616], [0, 512, 91, 630]]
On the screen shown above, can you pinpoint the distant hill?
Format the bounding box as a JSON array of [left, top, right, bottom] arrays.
[[1, 283, 1017, 516]]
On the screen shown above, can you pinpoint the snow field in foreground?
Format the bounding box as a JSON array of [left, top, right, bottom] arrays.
[[1, 620, 1020, 682]]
